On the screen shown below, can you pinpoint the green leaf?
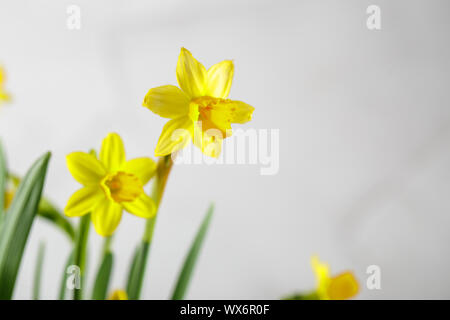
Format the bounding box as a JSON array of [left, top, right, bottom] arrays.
[[33, 242, 45, 300], [126, 241, 149, 300], [171, 204, 214, 300], [37, 198, 75, 241], [58, 251, 74, 300], [72, 214, 90, 300], [0, 140, 7, 224], [125, 245, 139, 297], [92, 251, 113, 300], [0, 151, 51, 299]]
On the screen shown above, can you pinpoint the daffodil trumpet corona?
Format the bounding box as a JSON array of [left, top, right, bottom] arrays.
[[65, 133, 157, 236], [143, 48, 255, 158]]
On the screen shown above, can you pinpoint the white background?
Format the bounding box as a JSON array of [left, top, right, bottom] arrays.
[[1, 0, 450, 299]]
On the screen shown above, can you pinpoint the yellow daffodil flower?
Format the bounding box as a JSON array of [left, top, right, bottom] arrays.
[[143, 48, 254, 158], [0, 66, 11, 104], [65, 133, 157, 236], [311, 256, 359, 300], [108, 289, 128, 300]]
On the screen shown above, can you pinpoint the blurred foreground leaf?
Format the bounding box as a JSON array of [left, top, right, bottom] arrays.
[[171, 204, 214, 300], [0, 152, 51, 299]]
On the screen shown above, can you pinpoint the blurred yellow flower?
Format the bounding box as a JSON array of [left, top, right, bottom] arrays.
[[108, 289, 128, 300], [65, 133, 157, 236], [3, 176, 18, 210], [311, 256, 359, 300], [4, 189, 14, 210], [0, 66, 11, 104], [143, 48, 254, 158]]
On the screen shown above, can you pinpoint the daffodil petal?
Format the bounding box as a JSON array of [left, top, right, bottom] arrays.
[[143, 85, 190, 119], [100, 133, 126, 172], [206, 60, 234, 99], [66, 152, 106, 186], [0, 67, 5, 83], [121, 157, 156, 185], [176, 48, 206, 98], [91, 199, 123, 237], [65, 186, 104, 217], [311, 256, 331, 299], [0, 67, 10, 103], [328, 272, 359, 300], [155, 116, 193, 157], [123, 193, 156, 219]]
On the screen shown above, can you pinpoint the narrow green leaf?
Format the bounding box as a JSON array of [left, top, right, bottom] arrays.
[[72, 214, 90, 300], [0, 151, 51, 299], [33, 242, 45, 300], [92, 251, 113, 300], [125, 245, 139, 297], [171, 204, 214, 300], [126, 242, 149, 300], [0, 140, 7, 223], [58, 251, 74, 300]]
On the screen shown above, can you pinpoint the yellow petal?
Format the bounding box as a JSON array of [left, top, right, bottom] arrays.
[[122, 193, 156, 219], [108, 289, 128, 300], [91, 199, 123, 236], [65, 186, 104, 217], [155, 116, 193, 157], [328, 272, 359, 300], [143, 85, 190, 119], [311, 256, 331, 299], [100, 133, 126, 172], [206, 60, 234, 99], [121, 157, 156, 185], [66, 152, 106, 186], [0, 66, 4, 84], [176, 48, 206, 98]]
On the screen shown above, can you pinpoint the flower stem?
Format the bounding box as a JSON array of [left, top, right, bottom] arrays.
[[102, 235, 113, 255], [127, 155, 173, 300], [143, 155, 173, 243]]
